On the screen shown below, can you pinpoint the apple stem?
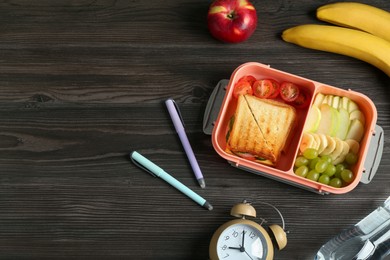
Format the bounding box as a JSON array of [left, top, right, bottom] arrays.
[[227, 11, 236, 19]]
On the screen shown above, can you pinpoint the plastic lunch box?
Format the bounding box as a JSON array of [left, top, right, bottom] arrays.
[[203, 62, 384, 194]]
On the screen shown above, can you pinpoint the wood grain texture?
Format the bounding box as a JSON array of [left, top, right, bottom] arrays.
[[0, 0, 389, 259]]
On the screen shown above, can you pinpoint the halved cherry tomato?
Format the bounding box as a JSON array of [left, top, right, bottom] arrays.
[[280, 82, 300, 102], [292, 88, 310, 108], [237, 75, 256, 86], [233, 81, 253, 98], [252, 79, 272, 98], [268, 79, 280, 99]]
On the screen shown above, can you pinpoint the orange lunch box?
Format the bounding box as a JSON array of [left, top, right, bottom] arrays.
[[203, 62, 384, 194]]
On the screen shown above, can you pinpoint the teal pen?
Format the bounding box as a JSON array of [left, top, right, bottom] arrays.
[[130, 151, 213, 211]]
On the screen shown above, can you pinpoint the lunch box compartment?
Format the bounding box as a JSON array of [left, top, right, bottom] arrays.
[[203, 62, 383, 194]]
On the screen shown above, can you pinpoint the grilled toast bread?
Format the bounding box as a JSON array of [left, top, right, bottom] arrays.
[[227, 95, 297, 164]]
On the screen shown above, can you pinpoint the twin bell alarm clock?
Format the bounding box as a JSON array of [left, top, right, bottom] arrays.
[[209, 201, 287, 260]]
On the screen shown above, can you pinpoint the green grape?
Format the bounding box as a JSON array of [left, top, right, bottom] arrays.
[[318, 174, 330, 185], [315, 159, 329, 173], [335, 164, 345, 178], [341, 169, 354, 183], [306, 170, 320, 181], [303, 148, 319, 160], [345, 152, 358, 165], [295, 165, 309, 178], [329, 177, 342, 188], [295, 156, 309, 168], [309, 157, 320, 170], [321, 155, 332, 164], [324, 164, 336, 177]]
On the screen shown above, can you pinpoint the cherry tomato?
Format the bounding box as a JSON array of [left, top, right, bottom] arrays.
[[252, 79, 272, 98], [233, 81, 253, 98], [237, 75, 256, 86], [280, 82, 300, 102], [292, 88, 310, 108], [268, 79, 280, 99]]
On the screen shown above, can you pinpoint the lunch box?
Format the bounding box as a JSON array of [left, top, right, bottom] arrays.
[[203, 62, 384, 194]]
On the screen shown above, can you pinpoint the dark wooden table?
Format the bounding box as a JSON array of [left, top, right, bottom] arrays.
[[0, 1, 389, 259]]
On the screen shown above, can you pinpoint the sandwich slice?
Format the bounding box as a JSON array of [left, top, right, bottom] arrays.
[[227, 94, 297, 165]]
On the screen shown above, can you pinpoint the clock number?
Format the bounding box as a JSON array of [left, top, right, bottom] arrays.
[[224, 235, 230, 241], [222, 253, 230, 259], [232, 230, 239, 238], [221, 245, 228, 251], [249, 231, 257, 239]]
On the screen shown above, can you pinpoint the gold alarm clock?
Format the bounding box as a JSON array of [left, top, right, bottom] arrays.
[[209, 201, 287, 260]]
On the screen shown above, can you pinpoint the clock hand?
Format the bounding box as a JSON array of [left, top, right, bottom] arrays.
[[229, 246, 246, 253], [229, 230, 248, 252], [241, 229, 253, 260], [244, 249, 254, 260], [241, 229, 246, 249]]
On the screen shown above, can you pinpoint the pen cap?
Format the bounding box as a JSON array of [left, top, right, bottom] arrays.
[[130, 151, 162, 177], [165, 99, 185, 132]]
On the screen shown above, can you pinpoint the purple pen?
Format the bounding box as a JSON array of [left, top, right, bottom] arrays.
[[165, 99, 206, 188]]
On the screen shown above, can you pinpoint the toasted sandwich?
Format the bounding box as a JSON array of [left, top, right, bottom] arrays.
[[226, 95, 297, 165]]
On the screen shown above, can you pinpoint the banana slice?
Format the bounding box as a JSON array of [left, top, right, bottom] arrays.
[[345, 139, 360, 154], [330, 138, 344, 161], [333, 141, 350, 165], [300, 132, 316, 153], [317, 133, 328, 154], [313, 93, 325, 107], [320, 135, 336, 156], [332, 96, 340, 109], [312, 133, 321, 150], [326, 95, 333, 106]]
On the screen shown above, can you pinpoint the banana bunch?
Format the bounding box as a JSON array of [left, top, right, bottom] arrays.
[[282, 2, 390, 77]]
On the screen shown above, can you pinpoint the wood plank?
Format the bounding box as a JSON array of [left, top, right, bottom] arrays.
[[0, 0, 389, 259]]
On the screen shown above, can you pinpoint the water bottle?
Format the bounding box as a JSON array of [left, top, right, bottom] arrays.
[[315, 196, 390, 260]]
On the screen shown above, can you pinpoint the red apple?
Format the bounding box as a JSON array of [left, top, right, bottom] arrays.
[[207, 0, 257, 43]]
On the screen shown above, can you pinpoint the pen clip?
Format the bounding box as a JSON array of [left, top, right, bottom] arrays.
[[130, 151, 158, 177], [168, 98, 185, 128]]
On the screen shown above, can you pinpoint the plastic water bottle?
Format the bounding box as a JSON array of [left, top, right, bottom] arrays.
[[315, 196, 390, 260]]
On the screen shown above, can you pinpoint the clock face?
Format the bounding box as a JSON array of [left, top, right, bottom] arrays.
[[216, 223, 269, 260]]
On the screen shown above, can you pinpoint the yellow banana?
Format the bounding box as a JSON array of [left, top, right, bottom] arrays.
[[317, 2, 390, 42], [282, 24, 390, 77]]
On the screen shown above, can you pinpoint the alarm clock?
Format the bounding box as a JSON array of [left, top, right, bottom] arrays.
[[209, 201, 287, 260]]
